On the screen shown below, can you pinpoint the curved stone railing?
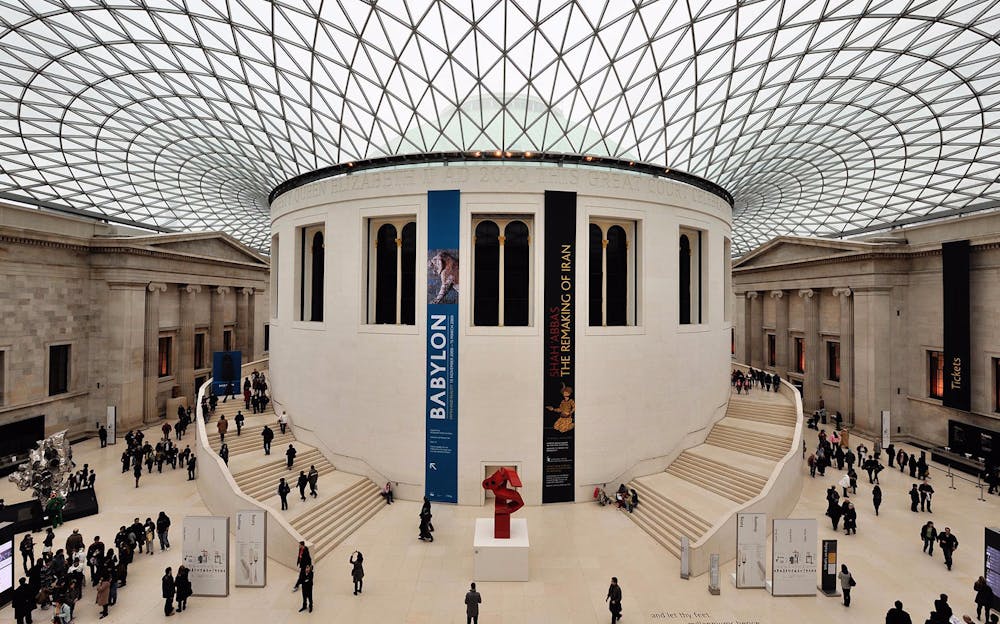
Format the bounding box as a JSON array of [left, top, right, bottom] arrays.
[[193, 357, 309, 571], [686, 362, 805, 575]]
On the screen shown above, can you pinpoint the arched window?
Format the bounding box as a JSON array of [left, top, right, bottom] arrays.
[[374, 224, 397, 324], [503, 221, 530, 326], [367, 217, 417, 325], [296, 224, 325, 322], [473, 220, 500, 326], [589, 219, 637, 326], [310, 232, 324, 321], [679, 234, 691, 324]]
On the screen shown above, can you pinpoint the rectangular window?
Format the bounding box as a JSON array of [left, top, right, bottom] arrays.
[[0, 349, 5, 405], [270, 234, 279, 319], [928, 350, 944, 399], [194, 333, 206, 369], [589, 219, 638, 327], [826, 341, 840, 381], [994, 357, 1000, 412], [295, 224, 325, 322], [723, 237, 732, 322], [678, 226, 705, 324], [158, 336, 173, 377], [223, 328, 233, 352], [794, 337, 805, 373], [264, 323, 270, 352], [767, 334, 776, 367], [48, 344, 70, 395], [472, 216, 533, 327], [367, 217, 417, 325]]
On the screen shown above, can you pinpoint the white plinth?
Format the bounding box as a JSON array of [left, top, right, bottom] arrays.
[[473, 518, 529, 581]]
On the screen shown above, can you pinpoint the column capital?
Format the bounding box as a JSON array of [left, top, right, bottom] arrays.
[[798, 288, 816, 299], [182, 284, 202, 295], [769, 289, 785, 299], [239, 287, 256, 297], [214, 285, 231, 295], [147, 282, 168, 293], [832, 287, 853, 298], [745, 290, 759, 300]]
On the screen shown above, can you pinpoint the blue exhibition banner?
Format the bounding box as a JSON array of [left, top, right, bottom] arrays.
[[425, 189, 459, 503], [211, 350, 242, 396]]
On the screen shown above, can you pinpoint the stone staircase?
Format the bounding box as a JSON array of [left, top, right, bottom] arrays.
[[206, 373, 384, 562], [625, 389, 798, 555]]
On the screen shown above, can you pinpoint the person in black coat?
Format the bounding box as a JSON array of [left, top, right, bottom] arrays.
[[919, 481, 934, 513], [278, 478, 291, 510], [286, 444, 297, 470], [606, 577, 623, 623], [298, 565, 314, 613], [885, 600, 912, 624], [186, 455, 197, 480], [261, 425, 274, 455], [872, 484, 882, 516], [162, 567, 175, 616], [843, 502, 857, 535], [938, 529, 958, 570], [909, 484, 920, 512], [350, 551, 364, 595], [13, 577, 34, 624], [297, 471, 308, 502]]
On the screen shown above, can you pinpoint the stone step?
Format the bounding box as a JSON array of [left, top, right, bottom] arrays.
[[233, 449, 326, 483], [624, 480, 712, 554], [239, 462, 336, 500], [666, 452, 765, 503]]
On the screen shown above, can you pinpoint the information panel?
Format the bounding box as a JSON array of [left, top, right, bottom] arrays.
[[736, 512, 767, 588], [942, 240, 971, 411], [235, 510, 266, 587], [425, 189, 460, 503], [771, 518, 817, 596], [987, 527, 1000, 610], [542, 190, 576, 504], [182, 516, 230, 597], [211, 351, 242, 397], [821, 539, 838, 594]]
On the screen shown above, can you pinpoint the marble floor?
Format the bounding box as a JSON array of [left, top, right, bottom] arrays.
[[1, 429, 997, 624]]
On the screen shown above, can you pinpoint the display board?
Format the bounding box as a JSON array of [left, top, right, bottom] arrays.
[[235, 510, 266, 587], [182, 516, 230, 596], [986, 527, 1000, 610], [424, 189, 460, 503], [0, 522, 15, 608], [736, 512, 767, 588], [771, 518, 817, 596], [942, 240, 970, 411], [820, 539, 838, 594], [211, 351, 242, 397]]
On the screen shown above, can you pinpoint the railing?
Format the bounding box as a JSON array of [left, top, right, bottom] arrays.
[[193, 357, 308, 571]]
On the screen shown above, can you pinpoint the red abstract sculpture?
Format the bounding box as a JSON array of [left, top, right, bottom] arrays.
[[482, 466, 524, 539]]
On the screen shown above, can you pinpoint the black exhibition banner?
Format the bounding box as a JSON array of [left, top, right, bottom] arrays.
[[942, 240, 970, 411], [543, 190, 576, 504]]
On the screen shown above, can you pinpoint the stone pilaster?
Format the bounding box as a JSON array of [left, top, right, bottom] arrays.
[[771, 290, 789, 376], [144, 282, 168, 423], [748, 291, 763, 368], [178, 284, 201, 404], [734, 292, 747, 362], [237, 287, 255, 357], [799, 288, 820, 411], [833, 287, 854, 425], [210, 286, 230, 354], [852, 287, 892, 436]]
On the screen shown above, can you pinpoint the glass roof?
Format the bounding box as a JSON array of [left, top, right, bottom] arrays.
[[1, 1, 999, 254]]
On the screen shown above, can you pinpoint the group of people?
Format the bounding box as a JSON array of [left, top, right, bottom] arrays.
[[731, 367, 781, 394], [594, 484, 640, 513], [919, 521, 961, 571], [66, 463, 96, 494], [12, 511, 178, 623], [277, 465, 322, 509], [883, 593, 997, 624], [242, 371, 271, 414], [120, 427, 196, 486]]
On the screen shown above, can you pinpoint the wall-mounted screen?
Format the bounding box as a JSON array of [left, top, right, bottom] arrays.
[[0, 538, 14, 594]]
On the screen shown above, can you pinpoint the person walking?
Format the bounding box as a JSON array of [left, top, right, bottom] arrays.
[[885, 600, 912, 624], [606, 576, 623, 623], [838, 564, 855, 606], [234, 411, 245, 436], [921, 521, 937, 556], [216, 415, 228, 444], [297, 471, 308, 502], [219, 443, 229, 465], [175, 566, 191, 612], [278, 478, 291, 510], [298, 564, 314, 613], [938, 527, 959, 570], [909, 484, 920, 512], [278, 412, 288, 435], [872, 484, 882, 516], [99, 425, 108, 448], [839, 473, 851, 498], [162, 567, 176, 616], [187, 454, 197, 480], [156, 511, 172, 550], [465, 582, 482, 624], [350, 551, 364, 595], [133, 460, 142, 488], [286, 444, 297, 470], [975, 575, 995, 621], [307, 465, 319, 498], [261, 425, 274, 455]]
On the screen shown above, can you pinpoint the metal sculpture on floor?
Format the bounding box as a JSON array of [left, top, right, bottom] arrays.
[[8, 430, 73, 507], [482, 466, 524, 539]]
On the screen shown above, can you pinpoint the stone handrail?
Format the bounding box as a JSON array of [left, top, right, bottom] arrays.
[[193, 357, 309, 571]]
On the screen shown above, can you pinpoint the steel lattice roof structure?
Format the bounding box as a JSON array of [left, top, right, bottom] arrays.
[[1, 1, 999, 254]]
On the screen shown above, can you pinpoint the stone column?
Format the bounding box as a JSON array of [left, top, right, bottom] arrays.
[[852, 287, 892, 436], [799, 288, 820, 411], [734, 292, 748, 362], [748, 291, 763, 368], [833, 288, 854, 425], [771, 290, 789, 376], [106, 281, 147, 429], [210, 286, 230, 354], [238, 288, 256, 358], [144, 282, 168, 423], [178, 284, 201, 404]]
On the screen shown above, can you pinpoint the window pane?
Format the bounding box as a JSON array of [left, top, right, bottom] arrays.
[[995, 358, 1000, 412], [474, 221, 500, 326], [503, 221, 530, 326], [49, 344, 69, 395], [375, 224, 398, 324], [794, 337, 805, 373], [606, 225, 628, 326], [194, 333, 205, 369], [767, 334, 776, 366], [310, 231, 325, 321], [158, 336, 171, 377], [589, 224, 603, 326], [223, 329, 232, 352], [679, 234, 691, 324], [400, 222, 417, 325], [929, 350, 944, 399]]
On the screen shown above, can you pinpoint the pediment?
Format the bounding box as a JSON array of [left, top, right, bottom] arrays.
[[735, 237, 875, 269], [105, 232, 268, 265]]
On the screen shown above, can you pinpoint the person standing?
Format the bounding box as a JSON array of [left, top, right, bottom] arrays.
[[13, 577, 34, 624], [838, 564, 855, 607], [298, 564, 314, 613], [187, 454, 197, 480], [157, 511, 172, 550], [278, 412, 288, 435], [885, 600, 912, 624], [919, 480, 935, 513], [843, 502, 857, 535], [909, 484, 920, 512], [293, 542, 311, 591], [234, 411, 245, 436], [465, 582, 482, 624], [975, 575, 995, 621], [219, 443, 230, 465], [216, 415, 228, 444], [350, 551, 364, 595], [286, 444, 297, 470], [19, 533, 34, 572], [938, 527, 959, 570], [921, 521, 937, 555], [872, 484, 882, 516], [278, 478, 291, 510], [99, 425, 108, 448], [175, 566, 191, 612], [307, 465, 319, 498], [297, 471, 308, 502], [606, 576, 623, 623], [133, 460, 142, 488], [162, 567, 175, 616], [261, 425, 274, 455], [95, 574, 111, 619]]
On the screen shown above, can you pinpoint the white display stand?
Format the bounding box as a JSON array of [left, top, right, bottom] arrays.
[[473, 518, 529, 581]]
